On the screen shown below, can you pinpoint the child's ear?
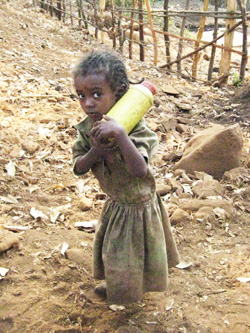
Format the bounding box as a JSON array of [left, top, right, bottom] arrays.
[[115, 84, 128, 98]]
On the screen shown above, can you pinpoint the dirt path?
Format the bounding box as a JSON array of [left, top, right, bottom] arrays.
[[1, 1, 250, 333]]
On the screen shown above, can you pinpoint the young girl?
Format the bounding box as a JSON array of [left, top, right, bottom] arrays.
[[72, 50, 180, 305]]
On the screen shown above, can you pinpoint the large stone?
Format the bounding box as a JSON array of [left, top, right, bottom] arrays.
[[156, 183, 172, 196], [170, 208, 192, 225], [194, 206, 216, 223], [173, 124, 243, 179], [0, 229, 20, 254], [223, 167, 250, 185], [192, 179, 224, 198], [180, 198, 233, 217]]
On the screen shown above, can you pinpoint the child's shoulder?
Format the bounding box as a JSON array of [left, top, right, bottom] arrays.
[[130, 118, 157, 140], [74, 116, 93, 135]]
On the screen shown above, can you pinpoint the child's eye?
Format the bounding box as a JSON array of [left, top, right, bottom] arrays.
[[93, 92, 101, 99], [78, 93, 85, 100]]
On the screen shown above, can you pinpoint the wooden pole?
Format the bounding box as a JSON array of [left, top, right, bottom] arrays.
[[129, 0, 136, 59], [208, 0, 219, 81], [177, 0, 190, 72], [145, 0, 158, 65], [219, 0, 237, 84], [138, 0, 145, 62], [192, 0, 209, 79], [236, 0, 248, 81], [69, 0, 73, 26], [163, 0, 171, 66]]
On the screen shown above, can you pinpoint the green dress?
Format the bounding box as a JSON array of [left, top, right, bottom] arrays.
[[73, 117, 180, 305]]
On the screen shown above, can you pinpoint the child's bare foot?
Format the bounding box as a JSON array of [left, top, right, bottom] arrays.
[[94, 281, 107, 298]]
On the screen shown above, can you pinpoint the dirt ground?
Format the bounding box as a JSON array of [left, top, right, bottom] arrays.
[[1, 1, 250, 332]]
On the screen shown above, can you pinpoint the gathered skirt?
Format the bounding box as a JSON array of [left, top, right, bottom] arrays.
[[93, 193, 180, 305]]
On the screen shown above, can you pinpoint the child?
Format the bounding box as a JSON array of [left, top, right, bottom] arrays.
[[72, 50, 180, 305]]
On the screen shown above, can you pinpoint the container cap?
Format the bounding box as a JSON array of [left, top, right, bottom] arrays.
[[141, 81, 156, 95]]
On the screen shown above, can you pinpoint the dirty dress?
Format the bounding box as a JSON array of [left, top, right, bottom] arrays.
[[73, 116, 180, 305]]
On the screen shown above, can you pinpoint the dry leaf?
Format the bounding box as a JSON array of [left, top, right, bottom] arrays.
[[176, 261, 193, 269], [0, 267, 9, 277], [30, 207, 48, 220], [5, 161, 16, 176], [74, 220, 98, 229], [61, 242, 69, 256], [109, 304, 125, 311], [0, 195, 19, 204], [236, 277, 250, 283], [1, 225, 29, 232]]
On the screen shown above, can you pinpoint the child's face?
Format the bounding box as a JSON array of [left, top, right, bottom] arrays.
[[75, 73, 117, 122]]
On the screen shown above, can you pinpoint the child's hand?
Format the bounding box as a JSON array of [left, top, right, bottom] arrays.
[[90, 115, 125, 142], [91, 135, 117, 157]]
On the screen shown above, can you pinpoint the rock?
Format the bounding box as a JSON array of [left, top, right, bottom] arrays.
[[9, 145, 21, 158], [162, 151, 183, 162], [0, 229, 20, 254], [180, 199, 233, 217], [223, 167, 250, 185], [161, 84, 179, 96], [39, 115, 57, 123], [194, 206, 216, 223], [156, 184, 172, 196], [176, 123, 189, 134], [157, 117, 176, 132], [170, 208, 192, 225], [78, 197, 92, 211], [173, 101, 192, 112], [66, 248, 85, 265], [176, 116, 194, 125], [192, 179, 224, 198], [173, 124, 243, 179], [22, 142, 39, 154]]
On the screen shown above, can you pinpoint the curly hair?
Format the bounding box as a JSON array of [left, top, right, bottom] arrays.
[[73, 50, 129, 100]]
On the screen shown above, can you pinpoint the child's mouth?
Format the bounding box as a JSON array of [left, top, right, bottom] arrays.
[[88, 113, 102, 121]]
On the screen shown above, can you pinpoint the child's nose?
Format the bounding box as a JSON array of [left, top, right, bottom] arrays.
[[84, 97, 95, 108]]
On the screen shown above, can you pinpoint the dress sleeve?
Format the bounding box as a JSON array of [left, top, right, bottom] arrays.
[[129, 118, 158, 163], [72, 131, 91, 175]]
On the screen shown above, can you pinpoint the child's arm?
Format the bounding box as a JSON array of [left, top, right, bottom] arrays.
[[73, 132, 117, 175], [74, 147, 99, 175], [91, 116, 148, 178]]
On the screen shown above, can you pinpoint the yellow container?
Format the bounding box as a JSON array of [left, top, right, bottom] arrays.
[[105, 81, 156, 134]]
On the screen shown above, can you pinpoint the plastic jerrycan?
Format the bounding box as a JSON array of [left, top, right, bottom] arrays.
[[105, 81, 156, 134]]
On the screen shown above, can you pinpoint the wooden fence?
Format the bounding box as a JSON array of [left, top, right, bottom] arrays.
[[33, 0, 249, 85]]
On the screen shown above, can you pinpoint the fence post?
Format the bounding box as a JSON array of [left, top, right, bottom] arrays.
[[208, 0, 219, 81], [145, 0, 158, 65], [138, 0, 145, 62], [177, 0, 190, 73], [192, 0, 209, 79], [219, 0, 237, 84], [163, 0, 171, 66], [236, 0, 248, 81], [129, 0, 136, 60]]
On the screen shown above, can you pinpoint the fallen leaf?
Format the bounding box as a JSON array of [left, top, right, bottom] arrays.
[[0, 195, 19, 204], [5, 161, 16, 176], [30, 207, 48, 220], [176, 261, 193, 269], [109, 304, 125, 311], [1, 225, 29, 232], [74, 220, 98, 229], [236, 277, 250, 283], [61, 242, 69, 256], [0, 267, 9, 277], [165, 299, 174, 311]]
